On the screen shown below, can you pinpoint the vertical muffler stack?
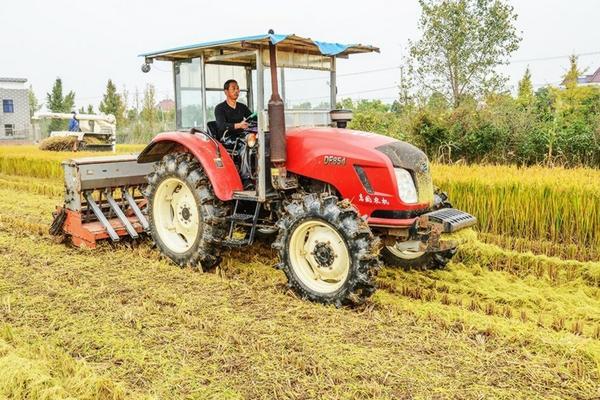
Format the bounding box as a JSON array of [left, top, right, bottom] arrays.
[[268, 29, 286, 164], [50, 155, 154, 248], [267, 29, 296, 190]]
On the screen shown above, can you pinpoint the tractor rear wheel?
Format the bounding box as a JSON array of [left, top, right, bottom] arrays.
[[381, 242, 456, 269], [145, 152, 227, 270], [273, 194, 381, 306]]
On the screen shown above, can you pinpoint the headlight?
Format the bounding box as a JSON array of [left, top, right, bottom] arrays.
[[394, 168, 418, 203]]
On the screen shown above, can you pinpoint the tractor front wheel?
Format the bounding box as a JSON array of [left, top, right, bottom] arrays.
[[273, 194, 381, 306], [381, 241, 456, 269]]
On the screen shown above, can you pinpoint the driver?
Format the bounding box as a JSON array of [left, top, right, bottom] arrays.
[[215, 79, 254, 189], [215, 79, 252, 139]]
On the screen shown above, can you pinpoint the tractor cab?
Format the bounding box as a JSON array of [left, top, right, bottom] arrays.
[[139, 32, 379, 201]]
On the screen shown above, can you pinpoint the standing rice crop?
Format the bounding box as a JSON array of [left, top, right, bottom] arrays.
[[432, 163, 600, 250], [0, 145, 145, 180]]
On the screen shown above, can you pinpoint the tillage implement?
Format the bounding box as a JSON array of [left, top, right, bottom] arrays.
[[51, 32, 476, 305]]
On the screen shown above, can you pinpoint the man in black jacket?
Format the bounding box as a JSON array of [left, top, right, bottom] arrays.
[[214, 79, 252, 139], [214, 79, 253, 188]]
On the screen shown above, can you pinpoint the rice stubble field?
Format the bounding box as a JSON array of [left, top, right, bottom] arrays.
[[0, 146, 599, 399]]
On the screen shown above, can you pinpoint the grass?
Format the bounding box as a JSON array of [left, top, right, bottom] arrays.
[[0, 171, 598, 398], [1, 228, 597, 398], [1, 146, 598, 250], [0, 324, 126, 399], [478, 232, 600, 263]]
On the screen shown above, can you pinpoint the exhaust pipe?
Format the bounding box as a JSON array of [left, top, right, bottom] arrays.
[[267, 30, 297, 190], [267, 29, 286, 165]]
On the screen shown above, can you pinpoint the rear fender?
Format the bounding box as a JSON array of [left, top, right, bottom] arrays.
[[137, 131, 242, 201]]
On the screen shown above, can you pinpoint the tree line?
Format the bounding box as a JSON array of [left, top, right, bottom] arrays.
[[339, 55, 600, 167], [340, 0, 599, 168]]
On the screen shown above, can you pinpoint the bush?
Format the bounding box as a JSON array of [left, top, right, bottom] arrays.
[[342, 85, 600, 168]]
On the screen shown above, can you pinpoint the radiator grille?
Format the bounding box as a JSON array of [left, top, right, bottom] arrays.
[[376, 141, 434, 205]]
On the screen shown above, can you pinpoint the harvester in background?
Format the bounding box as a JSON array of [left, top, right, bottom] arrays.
[[33, 112, 116, 152], [50, 32, 476, 306]]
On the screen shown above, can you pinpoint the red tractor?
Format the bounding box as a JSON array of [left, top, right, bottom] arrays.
[[52, 32, 475, 306]]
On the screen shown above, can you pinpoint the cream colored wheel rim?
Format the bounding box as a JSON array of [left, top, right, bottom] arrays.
[[153, 177, 200, 253], [288, 219, 350, 294], [386, 240, 425, 260]]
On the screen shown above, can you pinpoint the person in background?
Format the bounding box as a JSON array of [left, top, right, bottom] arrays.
[[68, 112, 80, 132]]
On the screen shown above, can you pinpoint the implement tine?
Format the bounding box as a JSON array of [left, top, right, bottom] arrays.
[[85, 191, 120, 241], [105, 189, 139, 239], [123, 187, 149, 231]]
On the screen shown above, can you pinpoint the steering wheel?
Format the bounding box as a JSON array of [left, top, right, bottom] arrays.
[[222, 113, 258, 142]]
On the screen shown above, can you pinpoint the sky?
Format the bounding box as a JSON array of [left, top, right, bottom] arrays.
[[1, 0, 599, 110]]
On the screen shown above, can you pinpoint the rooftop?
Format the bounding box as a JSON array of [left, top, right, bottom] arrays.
[[0, 78, 27, 83], [575, 66, 600, 84], [140, 32, 379, 62]]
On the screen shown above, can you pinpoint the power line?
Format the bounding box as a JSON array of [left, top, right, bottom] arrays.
[[285, 50, 600, 83], [287, 66, 400, 82], [288, 85, 398, 102], [510, 51, 600, 64], [341, 85, 398, 96]]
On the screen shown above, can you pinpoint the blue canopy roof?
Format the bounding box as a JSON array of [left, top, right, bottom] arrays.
[[140, 33, 379, 61]]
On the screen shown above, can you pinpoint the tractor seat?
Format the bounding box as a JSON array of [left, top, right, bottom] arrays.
[[207, 120, 238, 152], [207, 121, 220, 140]]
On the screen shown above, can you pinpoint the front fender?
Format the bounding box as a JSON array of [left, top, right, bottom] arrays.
[[137, 131, 242, 201]]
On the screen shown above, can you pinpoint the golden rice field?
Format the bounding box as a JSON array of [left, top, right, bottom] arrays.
[[0, 145, 599, 399]]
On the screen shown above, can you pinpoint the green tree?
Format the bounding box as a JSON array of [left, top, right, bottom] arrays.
[[99, 79, 125, 127], [354, 99, 389, 113], [140, 84, 157, 128], [46, 78, 75, 132], [336, 98, 354, 110], [427, 91, 449, 111], [563, 55, 581, 90], [291, 101, 312, 110], [126, 87, 141, 123], [517, 66, 534, 107], [77, 105, 94, 114], [390, 100, 402, 114], [409, 0, 521, 107], [395, 65, 414, 112], [28, 85, 41, 118]]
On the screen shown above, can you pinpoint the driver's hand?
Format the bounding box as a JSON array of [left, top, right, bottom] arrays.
[[235, 121, 249, 130]]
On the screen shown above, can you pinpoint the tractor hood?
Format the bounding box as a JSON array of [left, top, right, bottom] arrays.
[[285, 127, 434, 210], [286, 127, 429, 171]]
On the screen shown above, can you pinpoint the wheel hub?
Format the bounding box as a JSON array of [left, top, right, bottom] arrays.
[[312, 242, 335, 268], [177, 204, 192, 226]]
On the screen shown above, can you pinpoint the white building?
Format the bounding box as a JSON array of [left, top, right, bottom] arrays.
[[0, 78, 31, 140]]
